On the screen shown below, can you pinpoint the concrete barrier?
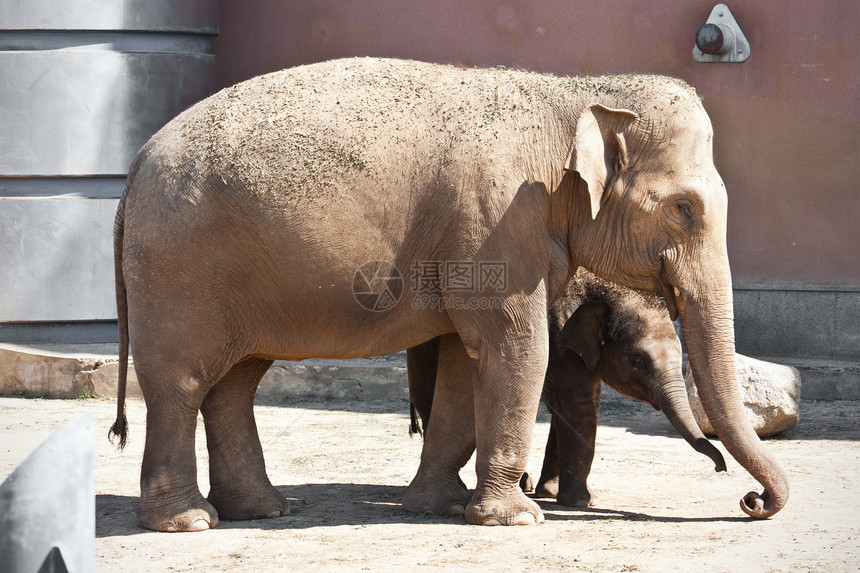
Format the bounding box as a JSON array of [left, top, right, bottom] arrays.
[[0, 343, 407, 402]]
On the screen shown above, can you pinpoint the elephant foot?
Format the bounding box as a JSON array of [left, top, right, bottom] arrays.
[[519, 472, 536, 493], [533, 475, 559, 499], [208, 482, 290, 521], [402, 474, 471, 515], [466, 488, 545, 526], [138, 487, 219, 532], [556, 482, 595, 508]]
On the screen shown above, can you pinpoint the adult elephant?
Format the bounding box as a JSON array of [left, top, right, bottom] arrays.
[[109, 58, 787, 531]]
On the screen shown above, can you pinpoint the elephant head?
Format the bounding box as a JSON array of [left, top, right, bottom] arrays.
[[562, 79, 788, 518], [562, 293, 726, 473]]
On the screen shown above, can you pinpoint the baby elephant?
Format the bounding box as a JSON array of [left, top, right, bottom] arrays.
[[408, 271, 726, 507]]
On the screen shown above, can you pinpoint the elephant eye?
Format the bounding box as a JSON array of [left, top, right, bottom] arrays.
[[629, 354, 649, 370], [666, 199, 695, 228], [676, 200, 694, 224]]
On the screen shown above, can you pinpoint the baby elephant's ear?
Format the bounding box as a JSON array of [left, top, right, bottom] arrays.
[[560, 300, 611, 371], [564, 104, 638, 219]]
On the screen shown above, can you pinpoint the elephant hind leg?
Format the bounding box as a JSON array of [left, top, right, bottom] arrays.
[[403, 334, 474, 516], [552, 377, 601, 508], [134, 337, 261, 531], [129, 289, 257, 530], [201, 357, 289, 521], [533, 418, 560, 499], [136, 362, 222, 532]]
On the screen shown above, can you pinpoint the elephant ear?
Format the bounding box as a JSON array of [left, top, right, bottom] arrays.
[[564, 104, 638, 219], [560, 300, 611, 371]]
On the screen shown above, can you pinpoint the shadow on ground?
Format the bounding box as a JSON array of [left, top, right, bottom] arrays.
[[256, 396, 860, 441], [96, 483, 750, 538]]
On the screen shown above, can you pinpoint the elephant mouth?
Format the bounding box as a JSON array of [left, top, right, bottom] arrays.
[[659, 280, 680, 321]]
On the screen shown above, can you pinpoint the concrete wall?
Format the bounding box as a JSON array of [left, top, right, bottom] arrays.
[[209, 0, 859, 369], [212, 0, 859, 286]]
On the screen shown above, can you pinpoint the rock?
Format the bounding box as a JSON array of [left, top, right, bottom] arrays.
[[685, 354, 801, 437]]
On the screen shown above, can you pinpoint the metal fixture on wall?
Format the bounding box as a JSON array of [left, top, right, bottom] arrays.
[[693, 3, 750, 63]]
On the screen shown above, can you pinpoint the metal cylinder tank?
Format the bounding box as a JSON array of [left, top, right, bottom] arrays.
[[0, 0, 218, 339]]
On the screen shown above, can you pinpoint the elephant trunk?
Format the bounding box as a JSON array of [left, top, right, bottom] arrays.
[[676, 266, 789, 518], [655, 377, 726, 473]]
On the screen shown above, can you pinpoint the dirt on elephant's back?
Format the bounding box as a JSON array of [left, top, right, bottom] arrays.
[[0, 395, 856, 571], [154, 58, 701, 207]]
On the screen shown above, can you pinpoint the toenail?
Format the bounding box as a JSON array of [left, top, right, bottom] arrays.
[[513, 513, 536, 525], [188, 519, 210, 531], [448, 504, 466, 515]]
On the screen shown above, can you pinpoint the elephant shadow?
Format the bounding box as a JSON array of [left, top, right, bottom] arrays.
[[96, 484, 461, 538], [96, 483, 747, 537], [541, 504, 750, 524]]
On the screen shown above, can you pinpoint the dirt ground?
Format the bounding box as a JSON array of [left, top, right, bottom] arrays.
[[1, 394, 858, 572]]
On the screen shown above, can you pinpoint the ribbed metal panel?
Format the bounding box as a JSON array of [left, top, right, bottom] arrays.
[[0, 0, 217, 324], [0, 50, 213, 176], [0, 198, 119, 321], [0, 0, 217, 33]]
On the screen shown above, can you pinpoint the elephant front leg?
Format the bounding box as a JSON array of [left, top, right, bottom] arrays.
[[201, 358, 290, 521], [465, 325, 548, 526], [403, 334, 475, 515]]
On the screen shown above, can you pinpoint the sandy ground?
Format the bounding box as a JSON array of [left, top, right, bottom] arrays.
[[1, 394, 858, 572]]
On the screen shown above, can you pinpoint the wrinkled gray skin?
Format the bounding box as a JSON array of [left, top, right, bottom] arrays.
[[408, 271, 727, 508], [109, 58, 787, 532]]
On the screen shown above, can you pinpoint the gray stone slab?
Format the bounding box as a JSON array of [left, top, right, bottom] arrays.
[[0, 414, 94, 573], [685, 354, 801, 437]]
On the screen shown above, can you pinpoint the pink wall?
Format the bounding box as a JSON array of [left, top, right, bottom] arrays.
[[212, 1, 860, 285]]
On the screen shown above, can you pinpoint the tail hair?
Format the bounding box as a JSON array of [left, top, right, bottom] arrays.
[[408, 402, 423, 437], [108, 414, 128, 451], [109, 191, 130, 451]]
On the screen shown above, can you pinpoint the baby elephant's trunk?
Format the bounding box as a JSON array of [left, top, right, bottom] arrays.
[[659, 380, 727, 472]]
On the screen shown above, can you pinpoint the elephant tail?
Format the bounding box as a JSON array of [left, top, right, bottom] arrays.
[[108, 192, 129, 451], [409, 401, 423, 437]]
